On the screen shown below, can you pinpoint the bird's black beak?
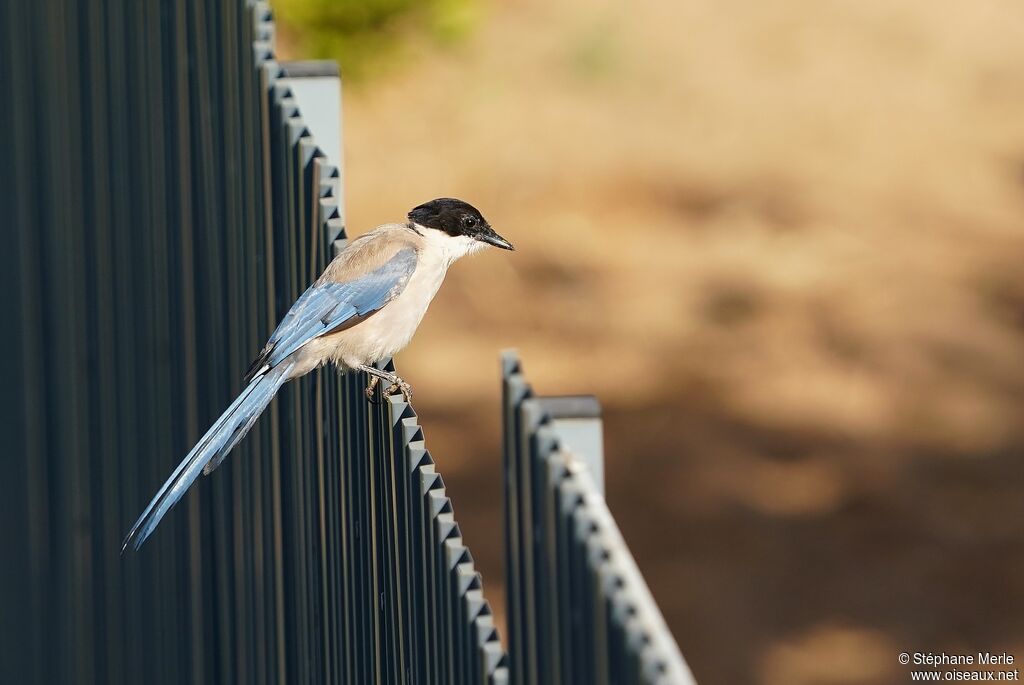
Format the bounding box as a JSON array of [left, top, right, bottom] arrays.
[[477, 226, 515, 251]]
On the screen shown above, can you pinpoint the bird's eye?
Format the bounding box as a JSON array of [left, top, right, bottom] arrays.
[[462, 215, 477, 228]]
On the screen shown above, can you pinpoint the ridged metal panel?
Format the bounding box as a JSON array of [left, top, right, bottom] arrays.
[[1, 1, 506, 683], [502, 351, 698, 685]]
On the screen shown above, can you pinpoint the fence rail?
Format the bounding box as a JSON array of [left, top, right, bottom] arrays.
[[3, 1, 506, 683], [4, 1, 693, 683], [503, 352, 697, 685]]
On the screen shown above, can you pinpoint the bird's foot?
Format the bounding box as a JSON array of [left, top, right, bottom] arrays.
[[364, 375, 381, 402], [384, 377, 413, 402], [357, 364, 412, 403]]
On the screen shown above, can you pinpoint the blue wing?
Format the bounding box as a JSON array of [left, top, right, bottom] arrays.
[[123, 249, 419, 552], [244, 247, 418, 381]]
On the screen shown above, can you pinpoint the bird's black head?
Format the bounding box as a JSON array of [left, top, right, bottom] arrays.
[[408, 198, 514, 250]]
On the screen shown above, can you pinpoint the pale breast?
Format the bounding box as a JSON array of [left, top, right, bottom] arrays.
[[317, 232, 450, 369]]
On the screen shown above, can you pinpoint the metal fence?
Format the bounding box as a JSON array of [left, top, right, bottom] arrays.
[[2, 1, 505, 683], [3, 1, 695, 684], [503, 352, 697, 685]]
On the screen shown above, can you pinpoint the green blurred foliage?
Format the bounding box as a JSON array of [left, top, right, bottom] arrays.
[[567, 20, 620, 82], [274, 0, 481, 80]]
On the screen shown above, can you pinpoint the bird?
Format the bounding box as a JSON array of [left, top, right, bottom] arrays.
[[122, 197, 513, 552]]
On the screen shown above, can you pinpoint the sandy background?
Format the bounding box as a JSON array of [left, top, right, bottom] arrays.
[[281, 1, 1024, 682]]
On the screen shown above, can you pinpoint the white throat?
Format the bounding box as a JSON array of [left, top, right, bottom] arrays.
[[414, 224, 488, 266]]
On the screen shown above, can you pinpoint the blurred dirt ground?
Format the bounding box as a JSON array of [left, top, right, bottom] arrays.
[[282, 1, 1024, 682]]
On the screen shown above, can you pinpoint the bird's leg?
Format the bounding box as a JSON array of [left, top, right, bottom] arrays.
[[364, 374, 380, 401], [354, 364, 413, 402]]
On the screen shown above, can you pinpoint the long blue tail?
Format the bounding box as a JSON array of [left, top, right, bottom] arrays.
[[121, 361, 295, 552]]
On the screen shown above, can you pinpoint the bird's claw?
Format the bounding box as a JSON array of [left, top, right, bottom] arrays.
[[362, 372, 412, 403], [364, 375, 382, 403], [385, 378, 413, 402]]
